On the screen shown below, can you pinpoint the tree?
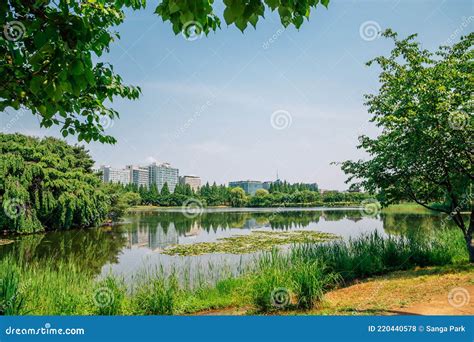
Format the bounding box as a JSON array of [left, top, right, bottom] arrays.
[[229, 187, 247, 207], [0, 133, 110, 233], [1, 0, 330, 143], [340, 30, 474, 261], [122, 191, 142, 207]]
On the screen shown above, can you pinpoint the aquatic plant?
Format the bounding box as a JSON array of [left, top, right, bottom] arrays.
[[162, 230, 340, 256]]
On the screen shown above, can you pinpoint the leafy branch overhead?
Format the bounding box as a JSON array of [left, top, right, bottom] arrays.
[[1, 0, 330, 143]]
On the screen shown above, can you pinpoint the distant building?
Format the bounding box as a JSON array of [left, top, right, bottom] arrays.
[[262, 181, 273, 190], [229, 180, 263, 195], [99, 166, 130, 185], [126, 165, 149, 188], [179, 175, 201, 192], [148, 162, 179, 192]]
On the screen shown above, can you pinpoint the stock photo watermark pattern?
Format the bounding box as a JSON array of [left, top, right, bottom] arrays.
[[181, 21, 204, 41], [270, 288, 291, 308], [270, 110, 292, 130], [359, 21, 381, 41], [181, 198, 204, 218], [447, 287, 470, 308], [3, 20, 25, 41], [92, 287, 115, 308], [2, 198, 25, 219], [360, 198, 382, 217]]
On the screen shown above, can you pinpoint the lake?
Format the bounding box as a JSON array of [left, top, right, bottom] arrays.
[[0, 208, 454, 283]]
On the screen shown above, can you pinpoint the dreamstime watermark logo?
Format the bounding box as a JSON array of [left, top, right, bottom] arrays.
[[2, 198, 25, 219], [3, 21, 25, 41], [270, 288, 291, 308], [359, 21, 381, 41], [98, 116, 114, 130], [270, 110, 292, 130], [441, 189, 472, 228], [262, 16, 290, 49], [1, 278, 31, 311], [445, 16, 474, 45], [181, 21, 203, 41], [92, 287, 114, 308], [448, 287, 470, 308], [181, 198, 204, 218], [170, 97, 214, 142], [448, 110, 470, 130], [3, 110, 25, 132], [360, 199, 381, 217], [84, 28, 108, 50]]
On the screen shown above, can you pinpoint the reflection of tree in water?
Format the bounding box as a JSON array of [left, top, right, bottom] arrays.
[[320, 210, 364, 222], [381, 213, 456, 235], [128, 210, 328, 234], [268, 211, 322, 229], [0, 227, 128, 276]]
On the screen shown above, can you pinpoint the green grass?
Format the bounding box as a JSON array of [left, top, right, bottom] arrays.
[[381, 203, 435, 214], [0, 228, 468, 315]]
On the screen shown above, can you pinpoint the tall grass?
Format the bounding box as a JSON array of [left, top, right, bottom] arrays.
[[0, 228, 467, 315], [290, 229, 466, 283], [0, 258, 25, 315], [248, 228, 466, 312]]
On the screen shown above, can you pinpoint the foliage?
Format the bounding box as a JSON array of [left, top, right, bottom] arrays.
[[1, 0, 143, 143], [1, 0, 329, 142], [269, 180, 318, 193], [125, 179, 369, 208], [0, 133, 111, 233], [340, 30, 474, 260], [229, 187, 247, 207]]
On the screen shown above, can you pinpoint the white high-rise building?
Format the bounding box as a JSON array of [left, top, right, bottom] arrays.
[[126, 165, 149, 188], [148, 162, 179, 192], [100, 166, 130, 185]]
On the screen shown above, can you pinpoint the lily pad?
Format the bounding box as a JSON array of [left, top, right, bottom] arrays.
[[162, 230, 340, 256]]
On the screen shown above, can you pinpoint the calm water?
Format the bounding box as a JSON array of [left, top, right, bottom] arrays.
[[1, 208, 453, 281]]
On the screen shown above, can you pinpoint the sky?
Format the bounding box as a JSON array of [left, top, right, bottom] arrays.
[[1, 0, 473, 190]]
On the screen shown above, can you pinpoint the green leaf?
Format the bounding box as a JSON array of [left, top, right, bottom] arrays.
[[71, 61, 84, 76], [224, 7, 236, 25]]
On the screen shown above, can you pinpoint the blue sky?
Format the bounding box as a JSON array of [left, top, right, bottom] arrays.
[[2, 0, 473, 189]]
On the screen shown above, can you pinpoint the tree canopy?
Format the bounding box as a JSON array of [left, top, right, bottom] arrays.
[[1, 0, 330, 143], [0, 133, 138, 233], [340, 30, 474, 260], [0, 133, 110, 233]]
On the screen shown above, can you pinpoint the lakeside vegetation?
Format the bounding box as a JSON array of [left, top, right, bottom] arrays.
[[0, 134, 140, 234], [161, 230, 340, 256], [122, 181, 373, 209], [0, 229, 467, 315]]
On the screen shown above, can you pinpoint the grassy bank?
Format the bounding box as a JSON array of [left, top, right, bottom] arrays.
[[381, 203, 436, 214], [0, 229, 468, 315]]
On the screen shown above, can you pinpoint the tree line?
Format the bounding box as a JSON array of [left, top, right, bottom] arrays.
[[119, 182, 371, 208]]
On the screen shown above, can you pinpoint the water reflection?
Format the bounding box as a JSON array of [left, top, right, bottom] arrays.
[[1, 208, 453, 279]]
